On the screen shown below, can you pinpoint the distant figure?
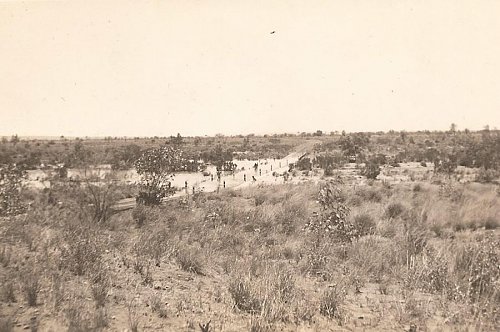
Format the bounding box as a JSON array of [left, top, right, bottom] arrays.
[[252, 175, 257, 182], [185, 181, 188, 188], [48, 190, 55, 205], [192, 186, 195, 195], [259, 169, 262, 176], [211, 174, 214, 181], [223, 181, 226, 188], [244, 174, 246, 182]]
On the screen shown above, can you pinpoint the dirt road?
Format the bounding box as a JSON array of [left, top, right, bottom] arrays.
[[112, 140, 319, 211]]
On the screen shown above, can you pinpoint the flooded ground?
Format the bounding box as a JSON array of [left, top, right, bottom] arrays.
[[24, 155, 301, 191], [25, 159, 481, 193]]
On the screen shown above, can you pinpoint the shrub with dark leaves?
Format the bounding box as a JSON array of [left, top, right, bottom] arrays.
[[0, 164, 26, 216], [305, 179, 358, 242]]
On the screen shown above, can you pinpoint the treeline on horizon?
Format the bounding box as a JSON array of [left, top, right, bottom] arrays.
[[1, 126, 499, 175], [2, 125, 499, 141]]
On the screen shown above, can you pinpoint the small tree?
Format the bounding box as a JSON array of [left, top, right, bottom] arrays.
[[434, 152, 458, 178], [111, 144, 142, 170], [10, 134, 19, 145], [134, 146, 185, 205], [296, 157, 312, 171], [361, 158, 381, 180], [0, 164, 26, 216], [305, 178, 358, 242], [203, 144, 235, 172], [449, 123, 457, 134]]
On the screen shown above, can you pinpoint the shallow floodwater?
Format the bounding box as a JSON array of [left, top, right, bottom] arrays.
[[25, 157, 299, 190]]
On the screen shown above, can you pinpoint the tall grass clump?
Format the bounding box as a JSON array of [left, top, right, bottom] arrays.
[[175, 245, 205, 275], [385, 202, 406, 219], [319, 283, 347, 323], [21, 270, 40, 307], [229, 277, 261, 314], [59, 221, 103, 276]]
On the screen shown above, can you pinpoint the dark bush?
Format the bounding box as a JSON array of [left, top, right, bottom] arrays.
[[385, 202, 405, 219], [483, 217, 499, 230], [361, 160, 381, 180], [353, 214, 376, 236]]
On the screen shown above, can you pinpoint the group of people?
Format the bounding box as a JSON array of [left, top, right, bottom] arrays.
[[180, 158, 292, 195]]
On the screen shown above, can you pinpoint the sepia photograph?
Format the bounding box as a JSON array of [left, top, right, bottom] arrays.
[[1, 1, 499, 331]]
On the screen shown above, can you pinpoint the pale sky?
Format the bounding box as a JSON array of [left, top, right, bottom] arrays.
[[1, 0, 499, 137]]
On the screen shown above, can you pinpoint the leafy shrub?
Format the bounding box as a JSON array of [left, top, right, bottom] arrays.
[[438, 182, 464, 203], [0, 164, 26, 216], [296, 157, 312, 171], [305, 180, 359, 242], [301, 235, 333, 279], [361, 159, 381, 179], [134, 146, 184, 205], [475, 168, 499, 183]]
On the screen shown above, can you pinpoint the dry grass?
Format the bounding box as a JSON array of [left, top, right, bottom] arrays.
[[0, 177, 498, 331]]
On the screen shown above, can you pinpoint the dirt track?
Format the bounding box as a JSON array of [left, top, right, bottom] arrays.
[[112, 140, 320, 211]]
